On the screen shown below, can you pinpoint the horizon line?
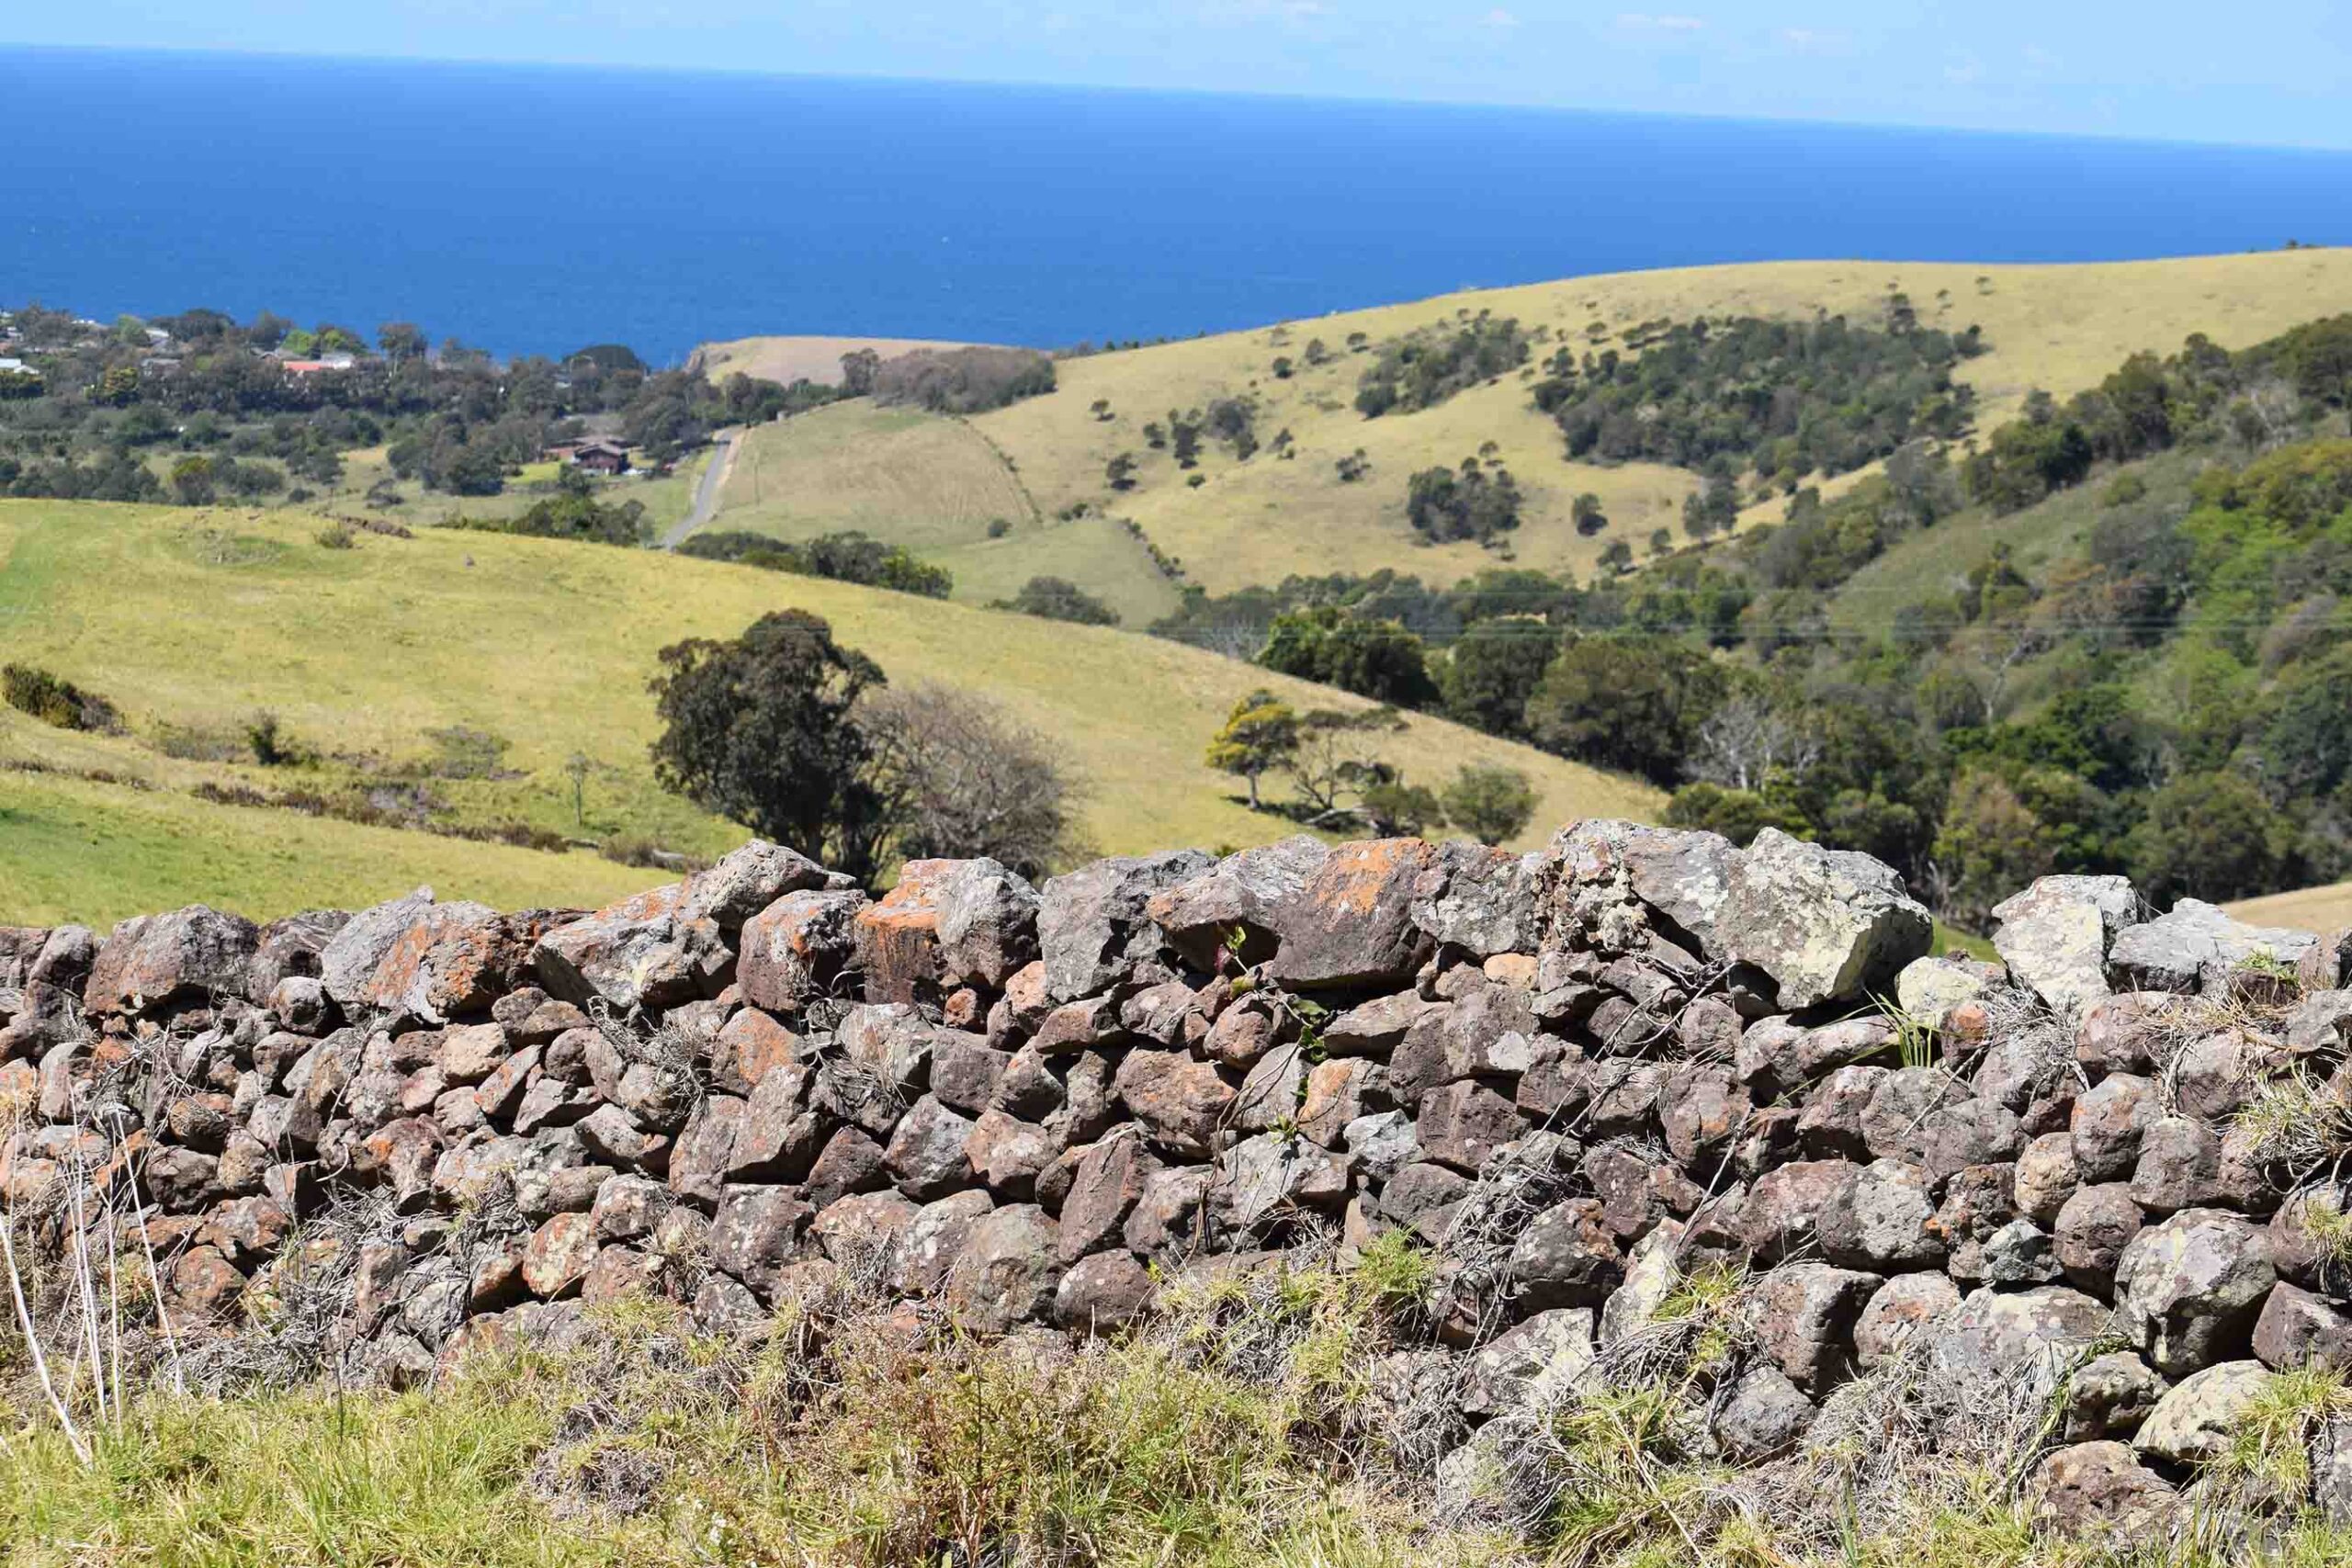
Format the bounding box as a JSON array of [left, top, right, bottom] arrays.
[[8, 39, 2352, 159]]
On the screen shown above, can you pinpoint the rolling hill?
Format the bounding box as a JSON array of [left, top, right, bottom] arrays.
[[693, 251, 2352, 623], [0, 498, 1657, 925]]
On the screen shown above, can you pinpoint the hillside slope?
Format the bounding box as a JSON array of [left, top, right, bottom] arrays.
[[0, 500, 1657, 922], [700, 251, 2352, 615]]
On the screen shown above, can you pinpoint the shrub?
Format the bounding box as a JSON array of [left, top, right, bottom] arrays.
[[1405, 459, 1521, 546], [2, 664, 120, 733], [860, 682, 1090, 879], [869, 346, 1056, 413], [423, 724, 513, 780], [680, 530, 952, 598], [315, 523, 356, 549], [1442, 762, 1537, 843], [994, 576, 1120, 626], [1355, 315, 1529, 417]]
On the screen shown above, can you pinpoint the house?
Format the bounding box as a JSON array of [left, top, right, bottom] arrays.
[[281, 355, 356, 377], [569, 437, 631, 475]]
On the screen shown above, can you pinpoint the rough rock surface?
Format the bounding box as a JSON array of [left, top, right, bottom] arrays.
[[16, 816, 2352, 1522]]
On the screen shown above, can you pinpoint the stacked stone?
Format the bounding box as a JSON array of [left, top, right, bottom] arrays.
[[5, 822, 2352, 1532]]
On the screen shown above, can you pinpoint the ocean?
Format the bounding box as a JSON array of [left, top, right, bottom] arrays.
[[9, 46, 2352, 366]]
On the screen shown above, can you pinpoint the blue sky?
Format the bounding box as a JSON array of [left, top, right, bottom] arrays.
[[9, 2, 2350, 150]]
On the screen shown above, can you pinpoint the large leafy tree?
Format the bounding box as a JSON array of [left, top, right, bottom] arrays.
[[649, 610, 890, 878], [1204, 688, 1301, 809], [1523, 633, 1724, 786], [1439, 619, 1555, 737]]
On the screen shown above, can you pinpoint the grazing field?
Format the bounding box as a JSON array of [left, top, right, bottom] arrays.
[[0, 499, 1657, 924], [0, 764, 660, 927], [697, 401, 1182, 625], [706, 250, 2352, 615], [2227, 881, 2352, 934], [320, 445, 715, 534], [690, 333, 988, 386]]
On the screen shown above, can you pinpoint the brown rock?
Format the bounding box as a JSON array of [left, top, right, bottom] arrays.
[[1260, 839, 1442, 990], [1054, 1250, 1155, 1333], [522, 1212, 598, 1299], [2030, 1441, 2178, 1548], [1756, 1263, 1881, 1392], [737, 889, 868, 1014], [1112, 1050, 1238, 1157], [84, 906, 258, 1016], [1058, 1130, 1159, 1261], [854, 861, 954, 1005], [1415, 1079, 1524, 1174]]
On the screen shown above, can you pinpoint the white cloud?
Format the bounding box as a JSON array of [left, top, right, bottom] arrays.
[[1617, 12, 1704, 31], [1945, 52, 1984, 85], [1480, 7, 1520, 28], [2022, 44, 2057, 68]]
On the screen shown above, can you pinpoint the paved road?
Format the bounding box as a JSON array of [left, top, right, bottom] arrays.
[[663, 427, 740, 549]]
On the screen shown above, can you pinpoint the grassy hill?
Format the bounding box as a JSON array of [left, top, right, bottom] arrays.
[[695, 251, 2352, 619], [0, 498, 1657, 924]]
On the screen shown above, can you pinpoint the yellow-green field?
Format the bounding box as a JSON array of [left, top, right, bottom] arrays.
[[0, 765, 661, 927], [2227, 882, 2352, 935], [0, 499, 1657, 924], [692, 333, 984, 386], [704, 251, 2352, 615], [317, 445, 714, 534], [703, 402, 1181, 626]]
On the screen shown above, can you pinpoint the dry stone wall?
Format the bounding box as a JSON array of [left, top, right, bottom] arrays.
[[7, 822, 2352, 1537]]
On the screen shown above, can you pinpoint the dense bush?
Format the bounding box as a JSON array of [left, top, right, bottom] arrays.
[[1405, 459, 1522, 546], [1533, 313, 1981, 482], [2, 663, 120, 732], [870, 346, 1057, 413], [1354, 314, 1529, 416], [1257, 606, 1440, 708], [447, 491, 651, 547], [993, 575, 1120, 626], [680, 529, 952, 597]]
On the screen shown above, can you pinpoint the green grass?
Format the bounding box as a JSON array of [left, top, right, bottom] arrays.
[[707, 252, 2352, 616], [699, 401, 1184, 626], [0, 764, 661, 927], [312, 446, 713, 535], [0, 498, 1657, 924]]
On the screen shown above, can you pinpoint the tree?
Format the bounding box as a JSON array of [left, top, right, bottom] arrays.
[[1258, 606, 1439, 707], [1406, 459, 1522, 545], [1572, 492, 1609, 536], [1359, 778, 1444, 838], [1287, 705, 1407, 822], [1438, 619, 1555, 736], [378, 321, 428, 362], [1681, 469, 1738, 538], [1442, 763, 1536, 844], [563, 751, 595, 829], [1928, 767, 2063, 927], [1105, 452, 1138, 491], [840, 348, 880, 396], [2128, 771, 2296, 905], [995, 576, 1120, 626], [861, 683, 1088, 880], [169, 455, 214, 505], [2262, 645, 2352, 799], [648, 610, 890, 879], [1523, 633, 1724, 786], [1204, 688, 1301, 808]]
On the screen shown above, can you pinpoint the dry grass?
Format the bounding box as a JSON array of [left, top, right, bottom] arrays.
[[693, 252, 2352, 612], [2228, 882, 2352, 935], [692, 334, 989, 388], [698, 402, 1183, 626]]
